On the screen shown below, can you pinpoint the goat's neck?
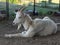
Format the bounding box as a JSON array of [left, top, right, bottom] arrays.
[[23, 15, 33, 30]]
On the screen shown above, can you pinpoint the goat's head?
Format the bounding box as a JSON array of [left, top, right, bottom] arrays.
[[13, 6, 26, 25]]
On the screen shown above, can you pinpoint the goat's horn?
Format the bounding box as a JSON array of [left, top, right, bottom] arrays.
[[20, 6, 26, 12]]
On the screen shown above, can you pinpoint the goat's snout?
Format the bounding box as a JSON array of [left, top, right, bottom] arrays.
[[12, 22, 16, 25]]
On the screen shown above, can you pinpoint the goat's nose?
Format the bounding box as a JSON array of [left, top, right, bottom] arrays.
[[12, 22, 15, 25]]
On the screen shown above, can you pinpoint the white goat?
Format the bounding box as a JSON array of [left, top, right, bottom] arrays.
[[5, 6, 57, 38]]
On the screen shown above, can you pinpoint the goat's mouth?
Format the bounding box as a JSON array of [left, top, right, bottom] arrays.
[[12, 23, 17, 26], [12, 22, 20, 26]]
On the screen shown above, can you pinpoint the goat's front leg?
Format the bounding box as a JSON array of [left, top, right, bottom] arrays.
[[4, 27, 35, 37], [4, 33, 22, 38], [4, 31, 27, 38], [17, 24, 21, 30]]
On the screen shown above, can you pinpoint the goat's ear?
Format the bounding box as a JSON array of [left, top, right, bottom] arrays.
[[15, 8, 21, 12], [15, 9, 18, 12]]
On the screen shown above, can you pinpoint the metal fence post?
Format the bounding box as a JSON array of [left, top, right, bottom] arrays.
[[59, 0, 60, 11], [33, 0, 35, 15], [6, 0, 9, 20]]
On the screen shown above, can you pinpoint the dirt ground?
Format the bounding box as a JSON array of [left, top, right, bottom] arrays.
[[0, 16, 60, 45]]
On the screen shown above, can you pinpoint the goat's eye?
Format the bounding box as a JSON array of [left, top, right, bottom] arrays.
[[19, 17, 21, 18]]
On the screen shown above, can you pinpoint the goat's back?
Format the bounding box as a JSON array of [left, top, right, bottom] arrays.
[[33, 17, 57, 36]]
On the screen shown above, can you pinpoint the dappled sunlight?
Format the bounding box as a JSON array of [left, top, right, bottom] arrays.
[[52, 0, 59, 4]]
